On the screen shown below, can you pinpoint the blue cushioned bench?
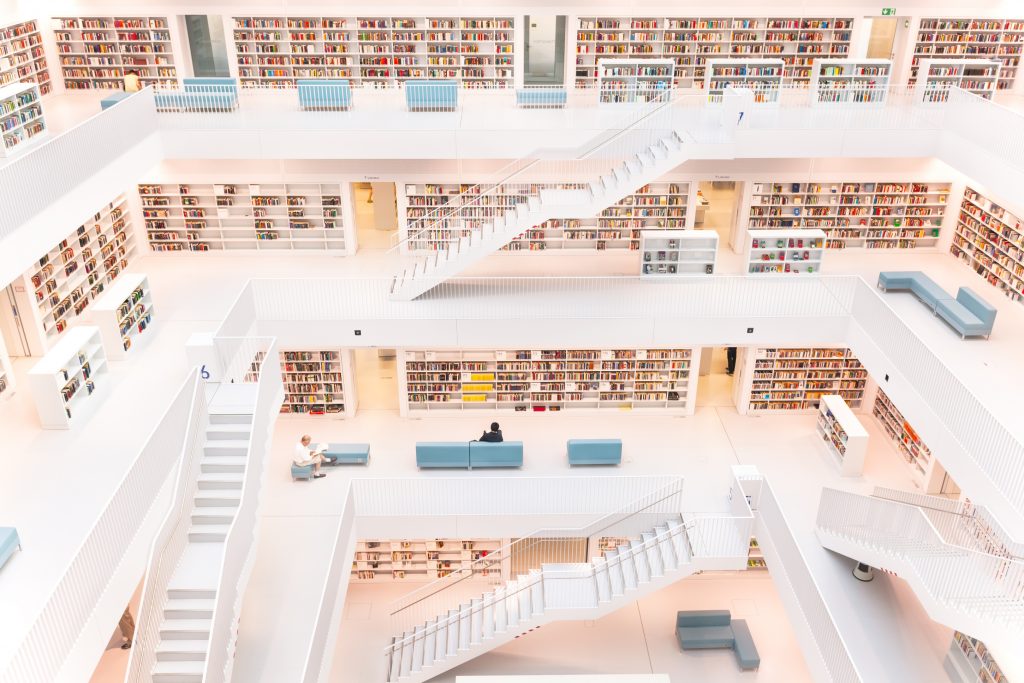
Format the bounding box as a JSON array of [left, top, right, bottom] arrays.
[[405, 80, 458, 111], [101, 91, 130, 109], [567, 439, 622, 465], [877, 271, 996, 339], [291, 463, 314, 481], [322, 442, 370, 465], [0, 527, 21, 571], [676, 610, 759, 671], [470, 441, 523, 468], [516, 88, 567, 108], [415, 441, 523, 468], [155, 77, 238, 112], [416, 442, 470, 468], [298, 79, 352, 110]]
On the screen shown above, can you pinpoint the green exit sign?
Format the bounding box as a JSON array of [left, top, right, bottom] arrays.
[[881, 8, 896, 15]]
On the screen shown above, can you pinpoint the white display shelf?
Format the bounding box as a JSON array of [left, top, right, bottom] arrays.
[[279, 348, 355, 417], [747, 537, 767, 570], [746, 229, 825, 274], [53, 16, 178, 90], [574, 17, 853, 89], [597, 58, 674, 103], [872, 389, 935, 487], [351, 538, 503, 582], [748, 180, 950, 249], [400, 348, 696, 416], [0, 20, 51, 95], [745, 347, 866, 413], [914, 58, 1000, 103], [810, 58, 891, 104], [912, 18, 1024, 91], [815, 394, 868, 476], [232, 16, 514, 88], [89, 272, 153, 360], [640, 229, 717, 276], [27, 326, 107, 429], [138, 182, 349, 253], [0, 82, 46, 157], [704, 58, 785, 102], [950, 186, 1024, 303]]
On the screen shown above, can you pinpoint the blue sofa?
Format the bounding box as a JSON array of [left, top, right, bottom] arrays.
[[0, 527, 21, 570], [298, 79, 352, 110], [676, 610, 759, 671], [877, 271, 996, 339], [416, 442, 470, 468], [101, 91, 130, 109], [469, 441, 523, 468], [322, 442, 370, 464], [567, 439, 622, 465], [516, 88, 567, 108], [415, 441, 523, 468], [155, 77, 238, 112], [405, 80, 458, 111]]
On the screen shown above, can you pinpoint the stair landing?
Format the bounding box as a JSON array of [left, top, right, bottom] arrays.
[[168, 543, 223, 593]]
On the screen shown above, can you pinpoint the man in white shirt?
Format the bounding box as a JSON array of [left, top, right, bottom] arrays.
[[293, 434, 333, 479]]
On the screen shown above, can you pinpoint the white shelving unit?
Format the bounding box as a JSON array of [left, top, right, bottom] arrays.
[[640, 230, 717, 276], [89, 273, 153, 360], [704, 58, 784, 102], [912, 18, 1024, 91], [27, 326, 107, 429], [597, 58, 674, 103], [138, 182, 350, 253], [945, 631, 1008, 683], [279, 349, 355, 417], [746, 229, 825, 274], [914, 58, 1000, 103], [741, 347, 867, 413], [53, 16, 178, 90], [747, 537, 767, 570], [0, 20, 51, 95], [400, 348, 697, 416], [351, 538, 503, 582], [872, 389, 940, 491], [815, 394, 868, 476], [950, 186, 1024, 303], [0, 82, 46, 157], [810, 58, 891, 104]]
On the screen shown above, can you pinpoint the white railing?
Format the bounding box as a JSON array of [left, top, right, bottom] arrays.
[[125, 371, 209, 682], [0, 370, 202, 683], [946, 88, 1024, 172], [204, 337, 283, 683]]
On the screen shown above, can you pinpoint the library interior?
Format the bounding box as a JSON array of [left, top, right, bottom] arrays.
[[1, 2, 1024, 683]]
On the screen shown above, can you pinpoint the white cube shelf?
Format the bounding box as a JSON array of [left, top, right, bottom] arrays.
[[810, 58, 891, 104], [597, 58, 674, 103], [90, 273, 153, 360], [27, 326, 108, 429], [640, 230, 717, 276], [816, 394, 868, 476], [746, 229, 825, 274], [915, 58, 999, 103], [705, 58, 784, 103], [0, 82, 46, 157]]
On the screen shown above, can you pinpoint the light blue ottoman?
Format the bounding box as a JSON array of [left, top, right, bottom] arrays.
[[0, 527, 21, 570]]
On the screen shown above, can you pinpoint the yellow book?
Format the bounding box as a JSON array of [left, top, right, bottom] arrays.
[[463, 384, 494, 392], [470, 373, 495, 381], [462, 394, 487, 402]]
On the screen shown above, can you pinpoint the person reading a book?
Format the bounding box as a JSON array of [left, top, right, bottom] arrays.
[[479, 423, 503, 443], [294, 435, 334, 478], [122, 69, 141, 94]]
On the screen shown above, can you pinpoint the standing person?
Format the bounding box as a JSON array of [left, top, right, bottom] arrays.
[[118, 606, 135, 649], [479, 422, 503, 443], [294, 434, 333, 479], [726, 347, 737, 376], [122, 69, 141, 93]]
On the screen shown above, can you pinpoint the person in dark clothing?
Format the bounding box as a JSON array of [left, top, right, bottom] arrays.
[[726, 347, 737, 375], [479, 422, 503, 442]]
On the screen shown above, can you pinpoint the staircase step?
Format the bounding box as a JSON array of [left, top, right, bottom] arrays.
[[191, 507, 237, 525], [209, 413, 252, 425], [641, 532, 664, 577], [618, 545, 639, 589], [188, 524, 229, 542], [206, 424, 252, 440], [152, 660, 204, 683], [168, 588, 216, 600], [654, 525, 678, 569], [630, 540, 652, 582], [164, 598, 215, 620], [200, 456, 247, 474], [605, 549, 625, 596], [203, 440, 249, 457], [197, 473, 244, 490], [159, 619, 211, 640], [194, 490, 240, 507], [155, 639, 208, 662], [667, 518, 688, 561]]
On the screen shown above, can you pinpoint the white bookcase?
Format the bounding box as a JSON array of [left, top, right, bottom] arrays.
[[872, 389, 940, 491], [816, 394, 868, 476], [912, 18, 1024, 91], [279, 349, 355, 417], [704, 58, 785, 102], [351, 538, 504, 582], [746, 229, 825, 274], [400, 348, 697, 416], [0, 82, 45, 157], [89, 273, 153, 360], [914, 58, 1000, 103], [740, 347, 867, 413], [945, 631, 1007, 683], [232, 16, 514, 88], [0, 20, 51, 95], [27, 326, 107, 429], [138, 182, 350, 253], [950, 186, 1024, 303], [748, 181, 950, 249], [597, 58, 674, 103], [810, 59, 891, 104], [640, 230, 717, 276], [53, 16, 178, 90]]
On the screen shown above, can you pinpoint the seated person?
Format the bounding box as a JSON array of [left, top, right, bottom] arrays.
[[479, 422, 503, 443], [294, 434, 333, 478]]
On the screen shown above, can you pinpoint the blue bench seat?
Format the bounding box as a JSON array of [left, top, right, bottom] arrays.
[[322, 442, 370, 464], [675, 610, 759, 671], [516, 88, 567, 108], [101, 92, 130, 109], [877, 271, 995, 339], [415, 441, 523, 468], [297, 79, 352, 110], [567, 439, 622, 465], [405, 80, 458, 111], [0, 527, 21, 571], [416, 442, 470, 468], [469, 441, 523, 468]]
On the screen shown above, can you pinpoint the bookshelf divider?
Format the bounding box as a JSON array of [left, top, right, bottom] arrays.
[[89, 272, 153, 360], [950, 186, 1024, 303]]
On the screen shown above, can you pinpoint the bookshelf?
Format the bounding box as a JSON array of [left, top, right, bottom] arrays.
[[872, 389, 936, 489], [574, 17, 853, 89], [912, 18, 1024, 91], [914, 58, 1000, 103], [232, 16, 515, 88], [27, 326, 107, 429], [748, 181, 950, 249], [810, 59, 891, 104], [138, 182, 349, 253], [597, 58, 674, 103], [815, 394, 868, 476], [400, 348, 697, 416], [23, 195, 134, 346], [640, 230, 717, 276], [89, 273, 153, 360], [746, 229, 825, 274], [950, 186, 1024, 302], [744, 347, 867, 413], [0, 82, 46, 157], [279, 349, 355, 417], [351, 538, 503, 582], [53, 16, 178, 90], [946, 632, 1007, 683], [0, 20, 50, 95], [704, 58, 785, 102], [747, 537, 766, 570]]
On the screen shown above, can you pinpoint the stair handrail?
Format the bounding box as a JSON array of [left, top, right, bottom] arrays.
[[388, 88, 681, 254]]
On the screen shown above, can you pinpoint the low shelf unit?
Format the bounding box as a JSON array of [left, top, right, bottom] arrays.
[[53, 16, 178, 90], [0, 82, 46, 157], [89, 273, 153, 360], [27, 326, 107, 429], [278, 348, 355, 417], [745, 229, 825, 274], [704, 58, 784, 102], [747, 537, 766, 570], [911, 18, 1024, 91], [597, 58, 674, 103], [0, 20, 50, 94], [816, 394, 867, 476], [741, 347, 866, 413], [872, 389, 940, 491], [640, 229, 717, 276], [950, 186, 1024, 303], [810, 58, 891, 104], [351, 538, 504, 582], [914, 58, 1000, 103], [945, 631, 1007, 683]]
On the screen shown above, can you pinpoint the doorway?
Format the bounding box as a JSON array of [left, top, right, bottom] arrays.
[[866, 17, 898, 59], [184, 16, 231, 77], [524, 16, 566, 85], [353, 348, 399, 412], [696, 181, 744, 250], [351, 182, 398, 251], [695, 346, 737, 408]]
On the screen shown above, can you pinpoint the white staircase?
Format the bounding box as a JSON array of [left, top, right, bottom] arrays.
[[385, 515, 695, 683]]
